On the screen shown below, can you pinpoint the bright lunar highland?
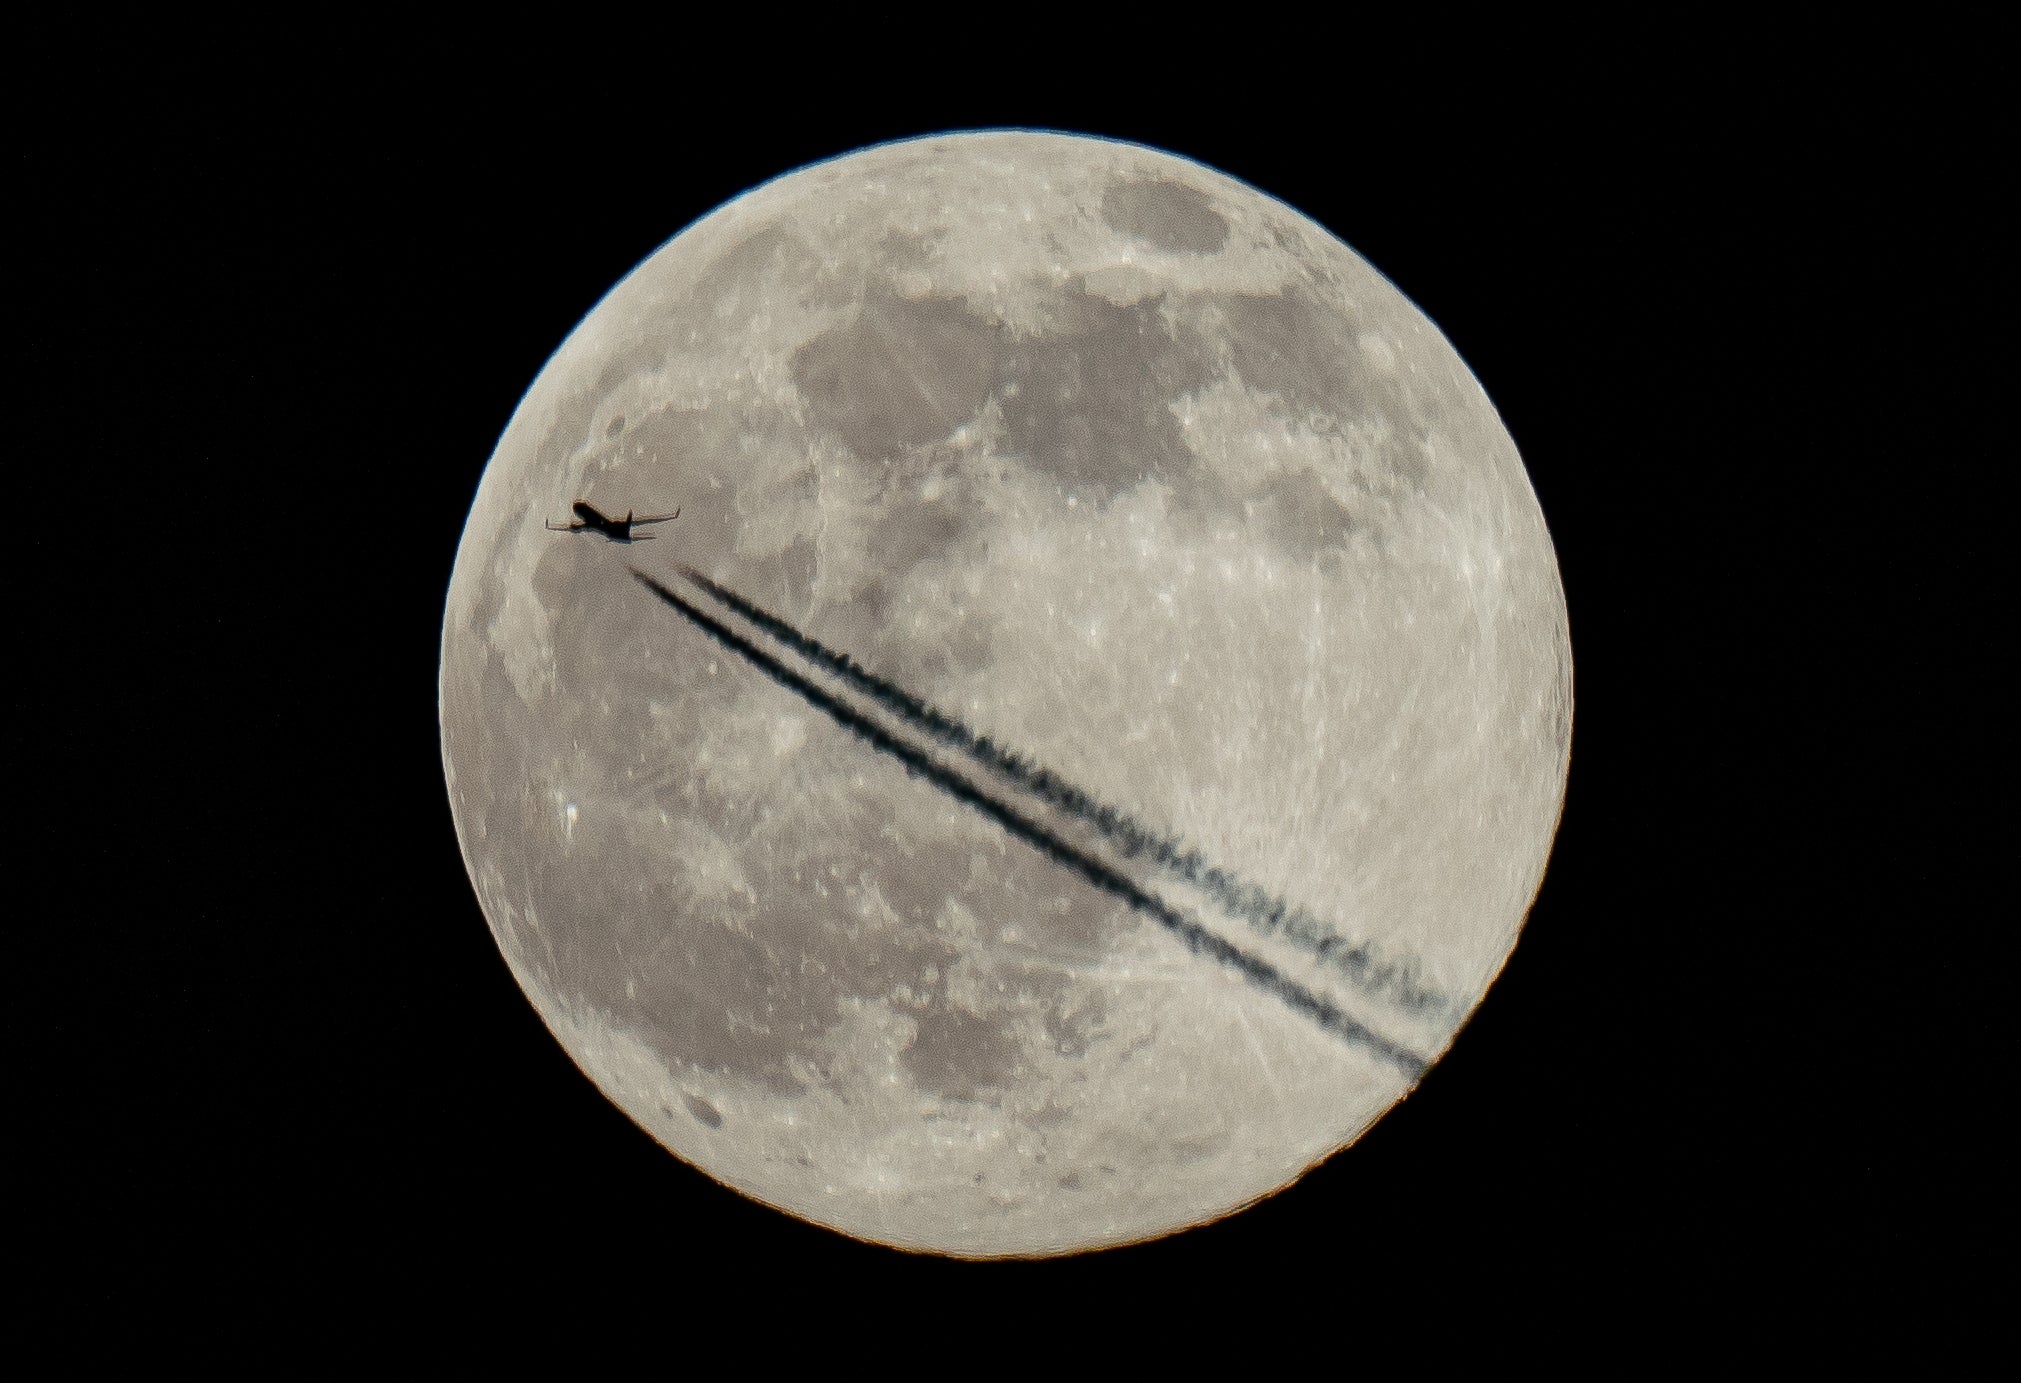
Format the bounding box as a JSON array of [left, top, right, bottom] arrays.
[[440, 132, 1571, 1256]]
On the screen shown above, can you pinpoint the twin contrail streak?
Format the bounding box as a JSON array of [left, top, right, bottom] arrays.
[[631, 568, 1429, 1078], [673, 563, 1448, 1017]]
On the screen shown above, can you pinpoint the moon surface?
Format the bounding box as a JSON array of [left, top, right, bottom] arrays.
[[439, 131, 1571, 1257]]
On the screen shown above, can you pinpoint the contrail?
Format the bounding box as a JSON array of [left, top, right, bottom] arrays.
[[673, 563, 1448, 1017], [631, 568, 1429, 1079]]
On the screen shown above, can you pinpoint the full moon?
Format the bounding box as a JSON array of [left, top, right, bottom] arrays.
[[440, 131, 1570, 1257]]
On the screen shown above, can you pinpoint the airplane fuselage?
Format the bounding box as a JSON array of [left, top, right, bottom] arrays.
[[547, 500, 678, 542], [573, 502, 634, 540]]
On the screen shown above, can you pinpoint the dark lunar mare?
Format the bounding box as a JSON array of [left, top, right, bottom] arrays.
[[631, 568, 1429, 1078], [673, 563, 1449, 1016]]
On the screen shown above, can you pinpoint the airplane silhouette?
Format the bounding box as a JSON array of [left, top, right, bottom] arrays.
[[545, 501, 681, 542]]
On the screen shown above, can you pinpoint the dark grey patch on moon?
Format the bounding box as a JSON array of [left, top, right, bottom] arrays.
[[608, 403, 767, 572], [817, 468, 997, 682], [792, 292, 1004, 460], [870, 476, 967, 570], [628, 935, 799, 1094], [682, 1093, 724, 1128], [989, 846, 1126, 963], [791, 280, 1213, 504], [995, 286, 1213, 501], [913, 613, 996, 683], [843, 518, 965, 643], [1244, 468, 1359, 559], [903, 1004, 1023, 1103], [1101, 179, 1230, 255], [605, 414, 626, 438], [607, 404, 709, 479], [682, 223, 839, 324], [878, 227, 938, 269], [1209, 290, 1427, 491], [1214, 290, 1360, 414], [1171, 1132, 1232, 1164]]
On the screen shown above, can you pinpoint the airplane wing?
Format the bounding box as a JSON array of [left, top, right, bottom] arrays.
[[545, 519, 582, 531], [632, 509, 682, 525]]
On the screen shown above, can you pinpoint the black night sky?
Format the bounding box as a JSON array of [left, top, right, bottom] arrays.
[[19, 25, 2003, 1345]]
